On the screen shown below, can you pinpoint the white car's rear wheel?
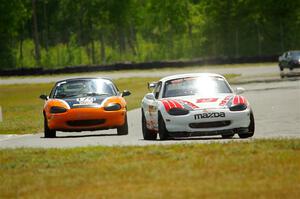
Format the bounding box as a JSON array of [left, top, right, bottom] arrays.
[[158, 112, 169, 140], [142, 110, 157, 140]]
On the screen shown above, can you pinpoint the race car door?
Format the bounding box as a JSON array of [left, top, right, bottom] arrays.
[[144, 82, 161, 131]]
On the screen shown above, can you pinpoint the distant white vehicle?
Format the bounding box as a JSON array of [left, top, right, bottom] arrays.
[[141, 73, 255, 140]]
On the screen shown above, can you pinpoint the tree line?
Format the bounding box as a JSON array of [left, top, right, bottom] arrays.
[[1, 0, 300, 69]]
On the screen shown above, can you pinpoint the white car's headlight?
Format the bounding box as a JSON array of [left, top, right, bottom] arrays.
[[229, 104, 247, 111], [168, 108, 189, 115]]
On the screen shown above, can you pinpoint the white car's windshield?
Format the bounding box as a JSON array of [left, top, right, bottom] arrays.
[[163, 76, 232, 98], [290, 51, 300, 58], [52, 79, 117, 99]]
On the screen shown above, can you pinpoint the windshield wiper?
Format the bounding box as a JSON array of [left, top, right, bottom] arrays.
[[55, 94, 79, 98], [83, 92, 111, 96]]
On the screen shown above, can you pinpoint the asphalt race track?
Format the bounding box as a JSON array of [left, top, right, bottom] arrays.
[[0, 79, 299, 148], [0, 64, 279, 85]]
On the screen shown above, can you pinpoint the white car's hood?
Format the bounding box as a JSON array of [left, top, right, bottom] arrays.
[[161, 93, 235, 110]]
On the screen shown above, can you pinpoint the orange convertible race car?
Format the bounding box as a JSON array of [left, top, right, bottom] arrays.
[[40, 78, 131, 138]]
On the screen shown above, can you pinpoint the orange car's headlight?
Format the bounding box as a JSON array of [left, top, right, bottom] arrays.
[[50, 106, 67, 113], [104, 103, 121, 111]]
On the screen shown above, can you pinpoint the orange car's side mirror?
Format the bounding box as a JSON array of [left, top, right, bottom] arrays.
[[39, 94, 49, 100], [121, 90, 131, 97]]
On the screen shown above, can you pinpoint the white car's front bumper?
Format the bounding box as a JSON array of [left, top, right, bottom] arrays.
[[163, 108, 251, 134]]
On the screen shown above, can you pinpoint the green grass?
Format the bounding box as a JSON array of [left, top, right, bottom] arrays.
[[1, 139, 300, 198]]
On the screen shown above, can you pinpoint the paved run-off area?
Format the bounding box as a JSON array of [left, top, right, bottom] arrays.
[[0, 79, 299, 148]]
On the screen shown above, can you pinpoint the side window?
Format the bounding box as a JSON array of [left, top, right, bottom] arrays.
[[153, 82, 162, 99]]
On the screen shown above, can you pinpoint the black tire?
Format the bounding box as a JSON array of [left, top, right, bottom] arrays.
[[279, 63, 283, 71], [141, 110, 157, 140], [222, 134, 234, 139], [44, 116, 56, 138], [117, 114, 128, 135], [158, 112, 169, 140], [280, 73, 284, 78], [238, 111, 255, 139]]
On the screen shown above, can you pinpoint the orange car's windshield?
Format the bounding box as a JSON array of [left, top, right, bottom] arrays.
[[52, 79, 117, 99]]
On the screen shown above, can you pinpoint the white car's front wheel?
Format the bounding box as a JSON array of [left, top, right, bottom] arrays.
[[238, 111, 255, 139], [158, 112, 169, 140], [142, 110, 157, 140]]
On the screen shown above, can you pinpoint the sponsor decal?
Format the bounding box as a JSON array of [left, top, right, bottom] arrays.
[[76, 97, 96, 105], [194, 112, 225, 120], [197, 98, 218, 103]]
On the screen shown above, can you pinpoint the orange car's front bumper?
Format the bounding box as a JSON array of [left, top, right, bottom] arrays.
[[46, 107, 126, 131]]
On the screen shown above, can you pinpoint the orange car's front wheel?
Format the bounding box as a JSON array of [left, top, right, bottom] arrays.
[[117, 114, 128, 135], [44, 116, 56, 138]]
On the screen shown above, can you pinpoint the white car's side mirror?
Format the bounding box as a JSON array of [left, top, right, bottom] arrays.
[[145, 93, 155, 100], [147, 82, 157, 90], [235, 87, 245, 94]]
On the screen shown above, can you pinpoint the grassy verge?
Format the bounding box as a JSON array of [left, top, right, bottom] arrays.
[[0, 62, 276, 79], [1, 139, 299, 198]]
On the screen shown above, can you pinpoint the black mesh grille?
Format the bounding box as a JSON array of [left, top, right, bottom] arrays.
[[67, 119, 105, 127], [189, 121, 231, 128]]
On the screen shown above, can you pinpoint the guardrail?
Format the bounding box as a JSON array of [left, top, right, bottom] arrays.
[[0, 55, 278, 76]]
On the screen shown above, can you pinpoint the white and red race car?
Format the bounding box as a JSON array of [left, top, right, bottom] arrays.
[[141, 73, 255, 140]]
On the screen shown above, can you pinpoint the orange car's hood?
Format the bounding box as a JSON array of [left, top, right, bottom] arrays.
[[63, 95, 108, 108]]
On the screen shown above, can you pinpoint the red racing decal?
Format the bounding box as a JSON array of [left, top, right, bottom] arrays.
[[180, 100, 199, 110], [232, 95, 247, 105], [219, 95, 232, 106], [160, 99, 184, 111], [233, 95, 239, 105], [161, 100, 171, 111], [168, 99, 184, 109], [197, 98, 218, 103]]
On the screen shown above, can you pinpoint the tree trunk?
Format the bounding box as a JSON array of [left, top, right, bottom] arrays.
[[279, 19, 284, 52], [43, 0, 49, 51], [100, 30, 106, 64], [118, 26, 126, 56], [32, 0, 41, 65], [91, 39, 96, 64], [128, 24, 137, 56], [235, 29, 239, 58], [257, 25, 262, 56], [89, 19, 96, 64], [19, 32, 23, 67]]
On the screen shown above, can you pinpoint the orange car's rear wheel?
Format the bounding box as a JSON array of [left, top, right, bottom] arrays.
[[44, 116, 56, 138], [117, 114, 128, 135]]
